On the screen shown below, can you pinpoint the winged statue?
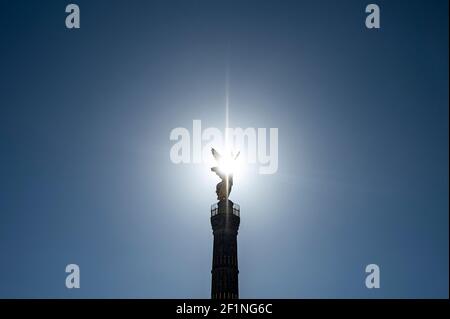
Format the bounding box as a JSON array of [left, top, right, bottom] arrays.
[[210, 148, 240, 200]]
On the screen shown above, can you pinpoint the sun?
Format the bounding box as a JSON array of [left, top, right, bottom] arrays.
[[217, 152, 242, 176]]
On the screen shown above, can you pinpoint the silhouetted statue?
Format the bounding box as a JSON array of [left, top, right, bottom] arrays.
[[210, 148, 239, 200]]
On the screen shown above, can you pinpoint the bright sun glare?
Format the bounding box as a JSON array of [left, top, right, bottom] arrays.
[[217, 153, 242, 176]]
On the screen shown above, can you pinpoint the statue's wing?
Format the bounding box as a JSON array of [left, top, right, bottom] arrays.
[[211, 148, 222, 162], [211, 167, 226, 179]]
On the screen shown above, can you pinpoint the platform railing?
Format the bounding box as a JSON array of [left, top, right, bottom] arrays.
[[211, 202, 240, 217]]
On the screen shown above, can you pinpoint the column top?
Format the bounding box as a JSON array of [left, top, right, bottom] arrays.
[[211, 200, 240, 217]]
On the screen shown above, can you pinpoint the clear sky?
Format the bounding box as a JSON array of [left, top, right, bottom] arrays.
[[0, 0, 448, 298]]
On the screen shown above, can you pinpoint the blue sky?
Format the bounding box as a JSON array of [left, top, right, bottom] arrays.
[[0, 0, 448, 298]]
